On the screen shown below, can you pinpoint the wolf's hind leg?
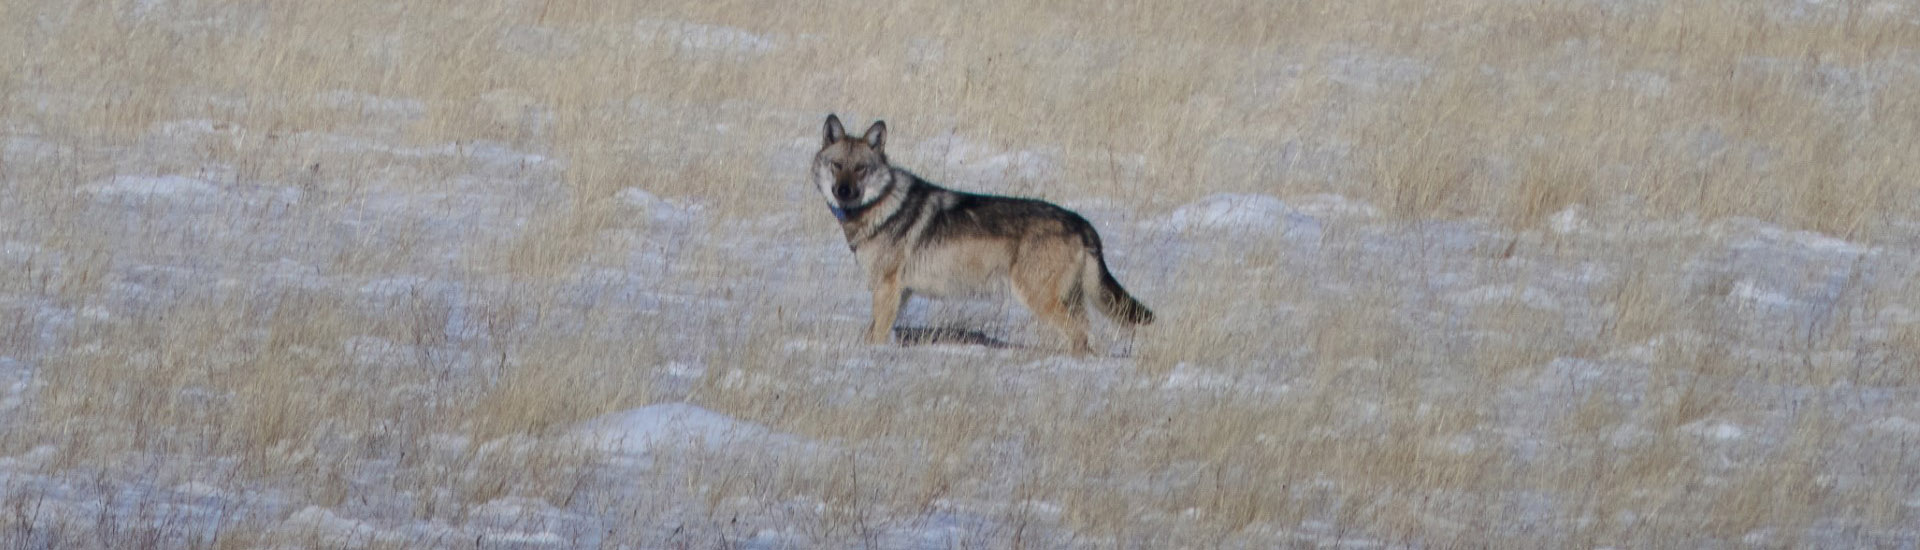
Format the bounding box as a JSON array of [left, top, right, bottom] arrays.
[[1012, 247, 1093, 356]]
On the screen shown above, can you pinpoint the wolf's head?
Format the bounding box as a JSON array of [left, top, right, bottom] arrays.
[[812, 114, 893, 221]]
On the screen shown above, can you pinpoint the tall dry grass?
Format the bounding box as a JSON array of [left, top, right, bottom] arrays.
[[1, 0, 1916, 547]]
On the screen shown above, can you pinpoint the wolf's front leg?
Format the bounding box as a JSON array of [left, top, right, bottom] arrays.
[[866, 279, 907, 345]]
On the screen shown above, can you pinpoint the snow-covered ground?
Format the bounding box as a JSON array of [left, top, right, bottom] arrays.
[[4, 3, 1920, 548], [3, 105, 1916, 547]]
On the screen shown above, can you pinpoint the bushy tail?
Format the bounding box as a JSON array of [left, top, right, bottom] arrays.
[[1086, 253, 1154, 325]]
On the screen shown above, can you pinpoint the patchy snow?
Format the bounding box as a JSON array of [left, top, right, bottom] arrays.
[[83, 174, 220, 199], [1751, 223, 1875, 257], [1681, 420, 1748, 442], [1163, 362, 1237, 391], [1446, 284, 1567, 311], [1290, 193, 1381, 219], [1730, 279, 1798, 309], [316, 89, 428, 120], [477, 530, 565, 546], [572, 402, 780, 455], [0, 445, 58, 470], [154, 118, 233, 139], [634, 19, 777, 55], [357, 276, 436, 300], [1168, 193, 1286, 230], [973, 149, 1060, 181], [1164, 193, 1321, 239], [280, 506, 397, 546], [1328, 50, 1433, 91], [1870, 417, 1920, 436], [1549, 205, 1587, 235], [3, 20, 1918, 547], [171, 481, 228, 499], [910, 130, 1063, 183], [614, 186, 707, 222], [344, 336, 414, 368]]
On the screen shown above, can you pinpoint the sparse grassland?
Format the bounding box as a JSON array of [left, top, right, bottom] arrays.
[[1, 1, 1917, 548]]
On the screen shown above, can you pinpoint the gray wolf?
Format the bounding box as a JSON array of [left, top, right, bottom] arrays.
[[810, 114, 1153, 355]]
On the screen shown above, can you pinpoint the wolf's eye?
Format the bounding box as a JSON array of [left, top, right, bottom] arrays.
[[831, 161, 844, 171]]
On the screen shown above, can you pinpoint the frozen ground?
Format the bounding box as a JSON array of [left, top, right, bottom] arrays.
[[2, 101, 1917, 548], [4, 3, 1920, 548]]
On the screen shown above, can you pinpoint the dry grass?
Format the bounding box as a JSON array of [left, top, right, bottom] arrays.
[[1, 0, 1917, 547]]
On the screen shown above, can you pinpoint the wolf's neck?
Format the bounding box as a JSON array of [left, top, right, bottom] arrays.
[[840, 170, 915, 244]]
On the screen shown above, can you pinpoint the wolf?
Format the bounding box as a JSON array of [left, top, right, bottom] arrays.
[[809, 114, 1153, 355]]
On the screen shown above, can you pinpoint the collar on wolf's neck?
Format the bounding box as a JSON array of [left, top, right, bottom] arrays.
[[830, 197, 878, 222]]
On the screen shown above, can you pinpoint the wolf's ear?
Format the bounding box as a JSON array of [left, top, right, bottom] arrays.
[[824, 114, 846, 146], [864, 120, 886, 150]]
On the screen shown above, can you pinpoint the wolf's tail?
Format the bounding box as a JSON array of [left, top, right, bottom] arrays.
[[1085, 251, 1154, 325]]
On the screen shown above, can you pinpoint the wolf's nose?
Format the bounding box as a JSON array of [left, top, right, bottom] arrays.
[[834, 183, 858, 201]]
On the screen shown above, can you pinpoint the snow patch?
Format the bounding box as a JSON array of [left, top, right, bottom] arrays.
[[1166, 193, 1318, 236], [1681, 420, 1746, 441], [479, 530, 565, 545], [0, 445, 58, 470], [471, 496, 554, 518], [635, 19, 776, 55], [1017, 355, 1111, 373], [662, 362, 705, 379], [1748, 223, 1872, 257], [1609, 424, 1652, 449], [1869, 416, 1920, 435], [1441, 434, 1478, 455], [345, 336, 413, 368], [132, 0, 168, 16], [316, 89, 427, 120], [1880, 305, 1920, 325], [614, 187, 706, 222], [1609, 337, 1661, 364], [426, 433, 471, 455], [172, 481, 227, 499], [1548, 205, 1586, 235], [973, 149, 1059, 181], [1163, 362, 1235, 391], [83, 175, 219, 199], [1014, 499, 1065, 522], [1615, 71, 1671, 98], [1289, 193, 1379, 219], [460, 141, 556, 171], [573, 402, 774, 455], [0, 240, 39, 260], [262, 257, 329, 290], [3, 136, 61, 164], [1447, 284, 1565, 311], [498, 26, 581, 58], [1730, 279, 1796, 309], [155, 118, 234, 139], [358, 276, 435, 300], [910, 131, 1061, 182], [1725, 218, 1875, 259], [282, 506, 395, 546], [1328, 51, 1432, 91]]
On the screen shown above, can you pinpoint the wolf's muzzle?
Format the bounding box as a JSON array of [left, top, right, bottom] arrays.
[[833, 181, 859, 202]]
